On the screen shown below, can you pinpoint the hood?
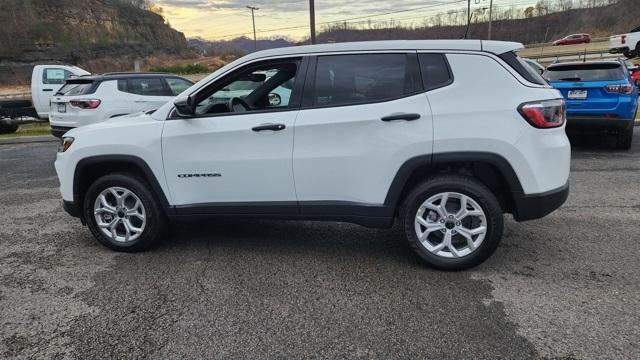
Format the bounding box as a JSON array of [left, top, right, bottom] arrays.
[[64, 111, 157, 138]]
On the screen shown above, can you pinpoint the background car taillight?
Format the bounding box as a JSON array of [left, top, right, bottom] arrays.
[[69, 99, 101, 109], [518, 99, 566, 129], [605, 84, 635, 95]]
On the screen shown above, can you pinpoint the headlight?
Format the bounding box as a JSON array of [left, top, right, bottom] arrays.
[[59, 137, 74, 152]]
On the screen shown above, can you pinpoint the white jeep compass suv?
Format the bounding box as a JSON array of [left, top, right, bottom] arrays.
[[55, 40, 570, 270], [50, 73, 193, 138]]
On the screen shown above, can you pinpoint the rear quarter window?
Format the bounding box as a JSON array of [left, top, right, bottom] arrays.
[[499, 52, 547, 85], [418, 53, 453, 90]]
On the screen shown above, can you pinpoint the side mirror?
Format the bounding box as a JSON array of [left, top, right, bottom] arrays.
[[174, 95, 194, 117]]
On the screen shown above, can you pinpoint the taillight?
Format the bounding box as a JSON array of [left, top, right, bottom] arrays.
[[518, 99, 566, 129], [69, 99, 101, 109], [605, 84, 635, 95], [621, 35, 626, 44]]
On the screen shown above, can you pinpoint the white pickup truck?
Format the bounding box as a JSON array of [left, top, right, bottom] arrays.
[[0, 65, 89, 134], [610, 26, 640, 59]]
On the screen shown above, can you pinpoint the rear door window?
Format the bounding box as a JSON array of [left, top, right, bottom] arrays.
[[312, 53, 421, 107], [543, 64, 626, 82], [127, 78, 168, 96]]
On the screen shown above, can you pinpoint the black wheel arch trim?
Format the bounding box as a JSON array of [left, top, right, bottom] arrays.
[[69, 155, 173, 221], [383, 151, 525, 209]]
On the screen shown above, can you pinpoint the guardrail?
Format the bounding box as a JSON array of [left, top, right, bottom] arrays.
[[0, 92, 31, 101], [522, 49, 625, 64]]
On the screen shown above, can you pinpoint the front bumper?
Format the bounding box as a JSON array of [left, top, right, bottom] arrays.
[[512, 182, 569, 222]]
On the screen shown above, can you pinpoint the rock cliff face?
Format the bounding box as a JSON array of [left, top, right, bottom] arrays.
[[0, 0, 187, 83], [0, 0, 187, 61]]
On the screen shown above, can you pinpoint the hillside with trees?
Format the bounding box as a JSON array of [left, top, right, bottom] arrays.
[[0, 0, 189, 84], [315, 0, 639, 45]]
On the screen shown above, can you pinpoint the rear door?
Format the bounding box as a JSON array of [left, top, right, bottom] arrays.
[[292, 52, 432, 212]]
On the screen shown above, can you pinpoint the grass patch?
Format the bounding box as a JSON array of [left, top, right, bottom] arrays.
[[0, 123, 51, 139], [148, 63, 210, 75]]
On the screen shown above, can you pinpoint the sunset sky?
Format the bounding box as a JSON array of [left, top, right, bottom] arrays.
[[155, 0, 544, 41]]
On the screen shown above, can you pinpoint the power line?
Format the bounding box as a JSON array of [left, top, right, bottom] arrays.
[[213, 0, 468, 39]]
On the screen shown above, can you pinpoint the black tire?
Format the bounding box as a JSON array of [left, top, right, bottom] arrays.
[[0, 123, 19, 134], [616, 123, 634, 150], [83, 173, 166, 252], [623, 49, 636, 59], [400, 175, 503, 270]]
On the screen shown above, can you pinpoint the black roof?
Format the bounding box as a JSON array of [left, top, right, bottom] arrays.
[[66, 72, 192, 82]]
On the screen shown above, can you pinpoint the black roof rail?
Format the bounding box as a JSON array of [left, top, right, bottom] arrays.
[[101, 72, 170, 75]]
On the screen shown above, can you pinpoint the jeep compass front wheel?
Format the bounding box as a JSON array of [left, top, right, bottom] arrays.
[[401, 175, 503, 270], [84, 173, 166, 252]]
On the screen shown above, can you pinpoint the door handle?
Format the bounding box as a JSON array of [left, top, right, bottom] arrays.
[[42, 89, 53, 92], [381, 113, 420, 122], [134, 100, 147, 103], [252, 123, 286, 132]]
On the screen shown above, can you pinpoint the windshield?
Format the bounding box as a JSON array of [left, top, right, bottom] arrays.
[[543, 64, 626, 82]]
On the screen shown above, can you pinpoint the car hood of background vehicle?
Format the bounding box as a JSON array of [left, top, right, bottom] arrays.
[[64, 111, 157, 138]]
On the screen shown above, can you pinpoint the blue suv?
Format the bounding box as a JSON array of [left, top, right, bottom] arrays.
[[544, 60, 637, 149]]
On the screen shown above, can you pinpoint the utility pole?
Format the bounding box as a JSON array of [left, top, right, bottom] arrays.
[[487, 0, 493, 40], [467, 0, 471, 30], [309, 0, 316, 44], [247, 6, 259, 51]]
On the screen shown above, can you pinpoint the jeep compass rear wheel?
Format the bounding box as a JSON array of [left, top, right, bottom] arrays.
[[84, 173, 166, 252], [401, 175, 503, 270]]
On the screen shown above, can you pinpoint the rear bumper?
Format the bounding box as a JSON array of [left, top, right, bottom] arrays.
[[512, 182, 569, 222], [51, 125, 74, 138], [566, 116, 634, 132]]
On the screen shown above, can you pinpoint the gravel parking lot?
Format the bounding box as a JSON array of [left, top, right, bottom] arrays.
[[1, 130, 639, 359]]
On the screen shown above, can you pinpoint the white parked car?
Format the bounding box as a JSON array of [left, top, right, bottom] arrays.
[[609, 26, 640, 59], [55, 40, 570, 270], [49, 73, 193, 137]]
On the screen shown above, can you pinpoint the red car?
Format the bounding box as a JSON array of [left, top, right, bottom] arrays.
[[632, 68, 640, 87], [552, 34, 592, 46]]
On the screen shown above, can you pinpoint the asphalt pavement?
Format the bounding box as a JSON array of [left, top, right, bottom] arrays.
[[0, 130, 639, 359]]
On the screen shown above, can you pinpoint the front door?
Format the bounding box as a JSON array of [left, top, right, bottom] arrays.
[[162, 57, 305, 213]]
